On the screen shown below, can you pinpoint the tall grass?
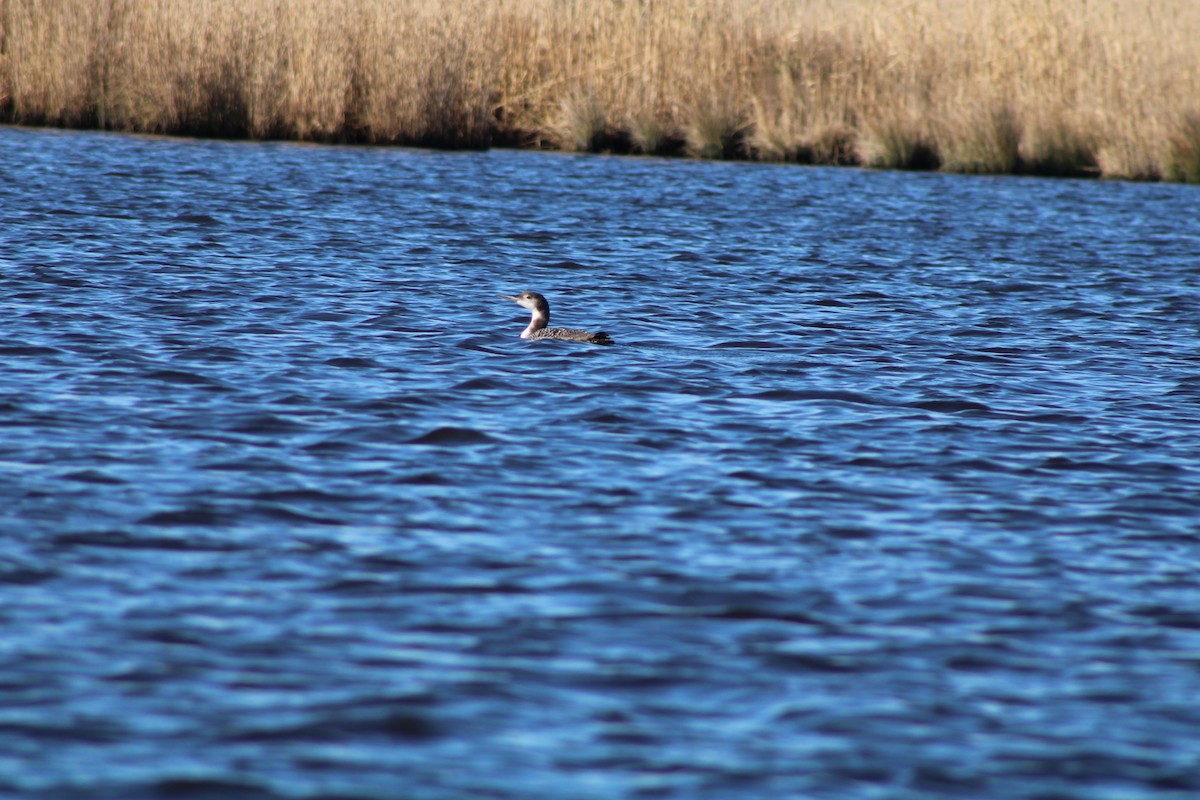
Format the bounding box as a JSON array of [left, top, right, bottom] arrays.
[[2, 0, 1198, 181]]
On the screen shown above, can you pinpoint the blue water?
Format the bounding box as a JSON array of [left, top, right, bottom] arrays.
[[3, 125, 1200, 799]]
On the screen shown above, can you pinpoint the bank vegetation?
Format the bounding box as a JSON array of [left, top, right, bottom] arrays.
[[2, 0, 1199, 181]]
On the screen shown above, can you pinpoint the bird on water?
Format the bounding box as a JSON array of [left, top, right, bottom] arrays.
[[500, 290, 613, 345]]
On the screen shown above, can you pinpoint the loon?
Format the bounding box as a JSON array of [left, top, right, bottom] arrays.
[[501, 290, 614, 345]]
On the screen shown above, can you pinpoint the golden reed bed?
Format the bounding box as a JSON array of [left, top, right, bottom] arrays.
[[2, 0, 1198, 181]]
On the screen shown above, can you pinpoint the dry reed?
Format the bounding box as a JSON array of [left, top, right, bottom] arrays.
[[2, 0, 1198, 181]]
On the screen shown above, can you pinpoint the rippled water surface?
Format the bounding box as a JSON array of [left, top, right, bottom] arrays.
[[4, 126, 1200, 799]]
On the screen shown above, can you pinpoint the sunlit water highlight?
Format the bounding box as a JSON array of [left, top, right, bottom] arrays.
[[3, 126, 1200, 799]]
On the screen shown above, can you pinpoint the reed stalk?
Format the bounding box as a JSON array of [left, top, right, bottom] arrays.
[[2, 0, 1198, 181]]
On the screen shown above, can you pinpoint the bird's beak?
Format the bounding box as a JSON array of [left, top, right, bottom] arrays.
[[498, 294, 519, 303]]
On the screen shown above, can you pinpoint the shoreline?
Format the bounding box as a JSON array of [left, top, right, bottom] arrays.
[[0, 119, 1120, 183], [4, 0, 1198, 184]]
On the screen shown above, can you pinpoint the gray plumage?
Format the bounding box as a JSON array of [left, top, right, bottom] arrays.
[[500, 290, 613, 345]]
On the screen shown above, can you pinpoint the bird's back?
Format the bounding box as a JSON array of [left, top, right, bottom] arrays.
[[529, 327, 614, 345]]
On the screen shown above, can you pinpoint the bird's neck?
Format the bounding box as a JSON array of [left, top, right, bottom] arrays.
[[521, 309, 549, 338]]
